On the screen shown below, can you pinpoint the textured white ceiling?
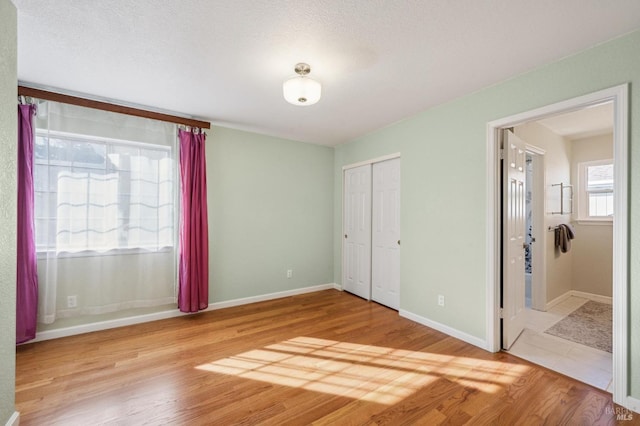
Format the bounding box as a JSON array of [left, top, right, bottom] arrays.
[[14, 1, 640, 146]]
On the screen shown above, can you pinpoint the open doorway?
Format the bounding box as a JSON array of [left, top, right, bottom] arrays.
[[507, 103, 614, 390], [486, 84, 629, 407]]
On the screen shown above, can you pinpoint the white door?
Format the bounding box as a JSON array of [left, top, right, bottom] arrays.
[[343, 165, 372, 300], [503, 130, 527, 349], [372, 158, 401, 310]]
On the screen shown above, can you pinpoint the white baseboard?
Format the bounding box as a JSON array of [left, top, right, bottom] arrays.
[[545, 291, 573, 310], [571, 290, 612, 305], [204, 283, 337, 311], [31, 309, 186, 342], [333, 283, 343, 291], [399, 309, 486, 350], [546, 290, 612, 311], [5, 411, 19, 426], [31, 283, 338, 342]]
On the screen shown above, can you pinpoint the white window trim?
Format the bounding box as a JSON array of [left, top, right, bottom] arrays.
[[37, 129, 174, 150], [577, 158, 613, 222], [36, 246, 174, 260], [575, 220, 614, 226]]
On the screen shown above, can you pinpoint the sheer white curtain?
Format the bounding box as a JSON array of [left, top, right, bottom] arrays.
[[34, 101, 178, 324]]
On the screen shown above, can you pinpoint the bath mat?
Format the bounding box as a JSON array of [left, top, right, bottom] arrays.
[[544, 300, 612, 353]]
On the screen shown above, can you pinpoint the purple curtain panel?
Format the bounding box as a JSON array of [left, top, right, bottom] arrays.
[[16, 104, 39, 344], [178, 129, 209, 313]]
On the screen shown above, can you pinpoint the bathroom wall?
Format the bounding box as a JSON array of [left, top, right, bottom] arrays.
[[514, 121, 573, 303], [570, 133, 614, 297]]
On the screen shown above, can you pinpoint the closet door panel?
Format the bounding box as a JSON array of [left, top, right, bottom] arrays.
[[372, 158, 400, 310], [343, 165, 372, 300]]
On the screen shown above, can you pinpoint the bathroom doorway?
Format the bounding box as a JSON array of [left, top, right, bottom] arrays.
[[487, 84, 628, 403], [509, 103, 614, 391]]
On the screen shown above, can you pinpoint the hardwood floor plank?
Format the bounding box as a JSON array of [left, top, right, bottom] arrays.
[[15, 289, 627, 425], [362, 378, 463, 425]]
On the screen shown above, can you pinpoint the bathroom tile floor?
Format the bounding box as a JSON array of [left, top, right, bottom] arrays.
[[506, 296, 613, 392]]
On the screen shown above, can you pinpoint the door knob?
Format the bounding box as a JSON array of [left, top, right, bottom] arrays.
[[344, 234, 348, 239], [397, 240, 401, 245]]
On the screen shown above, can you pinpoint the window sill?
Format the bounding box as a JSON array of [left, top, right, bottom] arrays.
[[36, 246, 174, 260], [575, 219, 613, 226]]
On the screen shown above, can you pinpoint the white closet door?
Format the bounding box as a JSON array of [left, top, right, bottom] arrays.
[[371, 158, 401, 310], [343, 165, 372, 300]]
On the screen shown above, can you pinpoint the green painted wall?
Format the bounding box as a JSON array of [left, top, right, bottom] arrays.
[[333, 29, 640, 398], [0, 0, 17, 422], [34, 125, 335, 333], [207, 126, 334, 302]]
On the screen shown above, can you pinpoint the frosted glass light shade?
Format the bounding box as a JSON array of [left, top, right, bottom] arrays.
[[283, 76, 321, 106]]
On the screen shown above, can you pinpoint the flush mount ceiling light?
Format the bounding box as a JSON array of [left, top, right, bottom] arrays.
[[283, 63, 322, 106]]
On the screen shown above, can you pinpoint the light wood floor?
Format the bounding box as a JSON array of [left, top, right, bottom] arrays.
[[16, 290, 623, 425]]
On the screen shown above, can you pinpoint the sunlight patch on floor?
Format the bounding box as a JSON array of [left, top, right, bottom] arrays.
[[196, 336, 528, 405]]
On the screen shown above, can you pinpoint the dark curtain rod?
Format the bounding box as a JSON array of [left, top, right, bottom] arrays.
[[18, 85, 211, 130]]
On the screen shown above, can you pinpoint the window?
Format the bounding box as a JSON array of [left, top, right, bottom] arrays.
[[578, 159, 613, 220], [34, 131, 174, 253]]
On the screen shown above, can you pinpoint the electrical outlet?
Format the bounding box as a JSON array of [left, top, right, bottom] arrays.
[[287, 269, 293, 278], [67, 295, 77, 308], [437, 295, 445, 307]]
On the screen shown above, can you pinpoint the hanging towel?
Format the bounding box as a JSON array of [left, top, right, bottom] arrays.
[[554, 224, 575, 253]]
